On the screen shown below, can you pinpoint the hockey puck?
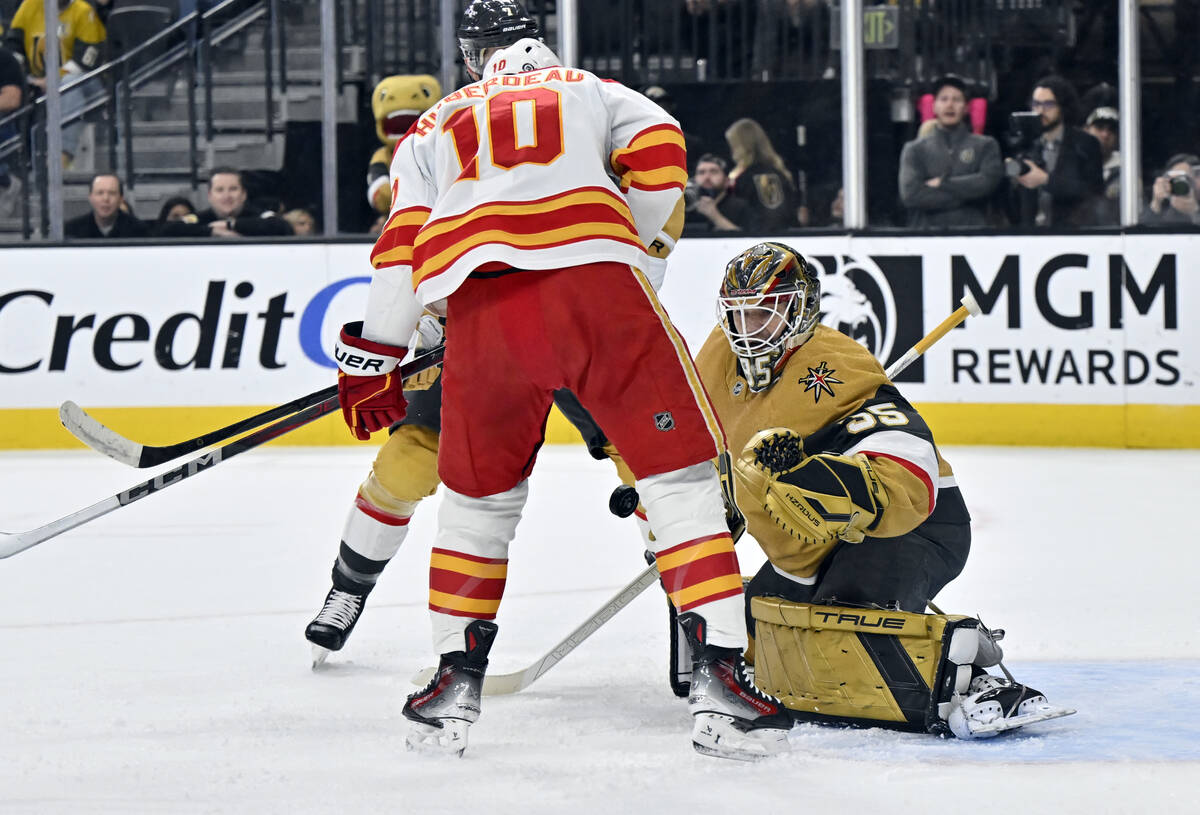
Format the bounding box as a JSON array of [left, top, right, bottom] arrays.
[[608, 484, 639, 518]]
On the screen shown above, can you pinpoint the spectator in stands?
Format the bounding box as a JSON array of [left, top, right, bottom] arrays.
[[1008, 75, 1104, 228], [161, 168, 293, 238], [282, 207, 317, 236], [65, 172, 147, 238], [0, 41, 24, 217], [724, 117, 798, 231], [898, 74, 1003, 229], [152, 194, 195, 234], [1084, 106, 1120, 224], [1142, 153, 1200, 227], [683, 153, 747, 232], [4, 0, 109, 168]]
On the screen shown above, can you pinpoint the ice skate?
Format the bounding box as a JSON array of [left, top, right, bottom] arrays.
[[678, 612, 793, 761], [403, 620, 498, 757], [305, 587, 367, 669], [947, 673, 1076, 739]]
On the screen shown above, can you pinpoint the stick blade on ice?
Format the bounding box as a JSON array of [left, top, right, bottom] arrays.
[[59, 401, 143, 467]]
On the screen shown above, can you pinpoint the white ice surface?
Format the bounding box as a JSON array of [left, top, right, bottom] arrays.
[[1, 445, 1197, 814]]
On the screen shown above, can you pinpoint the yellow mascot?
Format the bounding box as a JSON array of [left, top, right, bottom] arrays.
[[367, 74, 442, 214]]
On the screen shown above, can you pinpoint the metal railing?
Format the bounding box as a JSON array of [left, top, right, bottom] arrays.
[[0, 0, 283, 238]]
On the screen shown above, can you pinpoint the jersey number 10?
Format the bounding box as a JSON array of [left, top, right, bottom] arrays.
[[442, 88, 565, 182]]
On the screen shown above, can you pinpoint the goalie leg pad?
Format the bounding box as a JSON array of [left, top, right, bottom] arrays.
[[750, 596, 983, 733]]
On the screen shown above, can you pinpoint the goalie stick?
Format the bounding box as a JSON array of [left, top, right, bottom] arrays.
[[60, 346, 445, 468], [1, 351, 444, 561]]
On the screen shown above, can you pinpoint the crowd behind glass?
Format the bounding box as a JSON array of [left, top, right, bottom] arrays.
[[0, 0, 1196, 241]]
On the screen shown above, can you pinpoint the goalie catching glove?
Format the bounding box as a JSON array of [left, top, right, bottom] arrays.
[[335, 321, 408, 440], [734, 428, 888, 545]]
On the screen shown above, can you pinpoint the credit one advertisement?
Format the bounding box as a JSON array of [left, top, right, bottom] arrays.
[[0, 235, 1196, 447]]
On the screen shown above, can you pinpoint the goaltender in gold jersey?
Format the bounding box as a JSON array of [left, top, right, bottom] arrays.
[[684, 242, 1074, 738]]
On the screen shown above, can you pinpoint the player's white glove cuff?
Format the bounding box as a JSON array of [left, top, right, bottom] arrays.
[[335, 321, 406, 376]]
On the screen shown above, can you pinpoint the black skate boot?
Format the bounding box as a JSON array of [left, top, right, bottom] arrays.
[[947, 672, 1076, 739], [403, 620, 498, 757], [678, 612, 793, 761], [305, 574, 370, 669]]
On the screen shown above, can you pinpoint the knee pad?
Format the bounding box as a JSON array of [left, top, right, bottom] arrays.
[[750, 597, 992, 734], [637, 461, 725, 554]]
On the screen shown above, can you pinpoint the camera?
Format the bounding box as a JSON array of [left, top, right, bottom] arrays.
[[683, 181, 717, 211], [1004, 111, 1044, 178], [1168, 173, 1194, 197]]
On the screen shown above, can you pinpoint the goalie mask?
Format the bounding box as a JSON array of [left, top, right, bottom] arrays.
[[718, 242, 820, 392], [457, 0, 541, 77]]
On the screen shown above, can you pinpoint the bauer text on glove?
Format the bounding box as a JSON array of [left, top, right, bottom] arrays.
[[335, 321, 408, 440]]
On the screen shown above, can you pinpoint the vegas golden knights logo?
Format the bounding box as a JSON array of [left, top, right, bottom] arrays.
[[753, 173, 785, 210], [800, 361, 842, 403]]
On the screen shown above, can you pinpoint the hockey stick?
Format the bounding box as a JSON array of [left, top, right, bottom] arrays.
[[2, 352, 443, 561], [411, 562, 662, 696], [60, 346, 445, 468], [0, 401, 333, 560], [884, 293, 981, 379], [409, 296, 984, 695]]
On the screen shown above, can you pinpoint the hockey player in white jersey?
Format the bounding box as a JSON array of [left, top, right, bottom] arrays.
[[304, 0, 676, 668], [334, 34, 792, 760]]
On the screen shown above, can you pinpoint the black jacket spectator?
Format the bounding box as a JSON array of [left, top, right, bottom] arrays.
[[725, 118, 799, 231], [1009, 76, 1104, 228], [684, 193, 749, 233], [65, 208, 148, 238], [1011, 126, 1104, 227], [730, 161, 796, 232], [162, 203, 294, 238], [683, 153, 749, 233], [161, 168, 294, 238]]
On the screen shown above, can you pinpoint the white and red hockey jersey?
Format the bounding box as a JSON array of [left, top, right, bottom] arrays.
[[362, 43, 686, 346]]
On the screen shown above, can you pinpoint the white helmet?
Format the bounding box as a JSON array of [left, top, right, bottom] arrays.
[[483, 38, 561, 77]]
